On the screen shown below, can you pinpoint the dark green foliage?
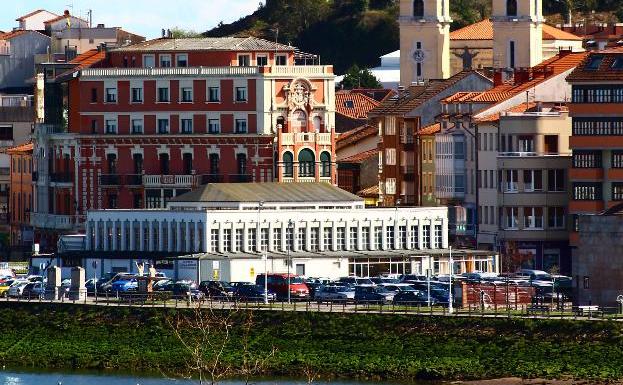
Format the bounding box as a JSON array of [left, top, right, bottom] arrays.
[[341, 65, 382, 89], [1, 303, 623, 381]]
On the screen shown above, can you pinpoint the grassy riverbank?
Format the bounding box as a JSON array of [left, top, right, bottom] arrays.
[[0, 302, 622, 381]]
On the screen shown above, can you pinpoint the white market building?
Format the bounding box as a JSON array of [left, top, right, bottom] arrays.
[[33, 183, 498, 282]]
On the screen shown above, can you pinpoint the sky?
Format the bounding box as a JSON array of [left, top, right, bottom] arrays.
[[4, 0, 260, 39]]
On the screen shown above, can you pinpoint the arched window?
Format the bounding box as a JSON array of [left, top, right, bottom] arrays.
[[283, 151, 294, 178], [506, 0, 517, 16], [298, 149, 315, 178], [413, 0, 424, 18], [236, 153, 247, 181], [277, 116, 286, 132], [313, 116, 322, 133], [320, 152, 331, 178], [292, 109, 308, 133]]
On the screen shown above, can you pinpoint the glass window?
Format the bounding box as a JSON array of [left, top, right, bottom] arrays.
[[157, 87, 169, 102], [131, 119, 143, 134], [361, 227, 370, 250], [386, 226, 394, 249], [320, 152, 331, 178], [613, 183, 623, 201], [235, 119, 247, 134], [336, 227, 345, 251], [208, 119, 220, 134], [283, 152, 293, 178], [573, 151, 602, 168], [422, 225, 430, 248], [298, 149, 315, 178], [143, 55, 155, 68], [159, 55, 171, 67], [157, 118, 169, 134], [257, 55, 268, 66], [181, 118, 193, 134], [505, 170, 518, 192], [105, 119, 117, 134], [105, 88, 117, 103], [434, 225, 442, 248], [181, 87, 193, 102], [323, 227, 332, 250], [210, 229, 219, 252], [349, 227, 357, 250], [260, 228, 269, 251], [374, 226, 382, 250], [548, 207, 565, 229], [176, 54, 188, 67], [297, 227, 305, 250], [238, 55, 250, 66], [523, 170, 542, 191], [548, 169, 565, 192], [247, 228, 257, 252], [275, 55, 287, 66], [131, 87, 143, 103], [272, 228, 281, 251], [208, 87, 220, 102], [573, 183, 601, 201], [413, 0, 424, 17], [524, 207, 544, 229], [613, 151, 623, 168], [518, 136, 534, 152], [409, 225, 418, 249], [505, 207, 518, 229], [235, 87, 248, 102], [235, 229, 243, 251]]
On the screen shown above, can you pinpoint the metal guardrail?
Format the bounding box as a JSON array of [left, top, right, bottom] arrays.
[[3, 292, 623, 321]]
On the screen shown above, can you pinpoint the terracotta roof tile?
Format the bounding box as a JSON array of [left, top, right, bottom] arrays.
[[450, 19, 581, 41], [567, 49, 623, 82], [336, 91, 380, 120], [115, 36, 296, 52], [357, 184, 379, 197], [336, 124, 378, 151], [6, 142, 33, 154], [44, 13, 89, 25], [418, 122, 441, 135], [338, 149, 378, 164]]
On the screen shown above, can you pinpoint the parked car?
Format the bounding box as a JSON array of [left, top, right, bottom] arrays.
[[338, 277, 375, 286], [256, 274, 309, 300], [111, 278, 138, 293], [153, 279, 174, 291], [26, 275, 43, 283], [393, 289, 436, 306], [516, 269, 552, 282], [199, 280, 235, 299], [399, 274, 428, 283], [22, 282, 45, 299], [99, 273, 135, 293], [314, 285, 355, 303], [235, 284, 276, 302], [8, 281, 29, 298], [171, 281, 204, 300], [380, 283, 417, 293], [370, 277, 399, 284], [354, 285, 395, 304], [0, 280, 14, 297]]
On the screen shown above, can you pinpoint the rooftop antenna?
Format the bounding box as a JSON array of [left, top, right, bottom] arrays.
[[87, 9, 92, 28]]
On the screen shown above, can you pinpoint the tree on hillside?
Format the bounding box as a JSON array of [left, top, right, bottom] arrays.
[[341, 65, 382, 89], [170, 27, 203, 38]]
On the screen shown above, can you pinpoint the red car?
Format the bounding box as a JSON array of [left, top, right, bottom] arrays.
[[256, 274, 309, 300]]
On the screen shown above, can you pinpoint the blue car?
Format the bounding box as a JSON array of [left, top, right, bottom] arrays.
[[235, 284, 276, 302], [111, 278, 138, 293]]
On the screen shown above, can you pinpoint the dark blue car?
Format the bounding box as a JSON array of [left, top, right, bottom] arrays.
[[235, 284, 276, 302]]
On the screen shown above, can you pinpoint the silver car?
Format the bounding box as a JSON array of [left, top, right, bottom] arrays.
[[314, 285, 354, 303]]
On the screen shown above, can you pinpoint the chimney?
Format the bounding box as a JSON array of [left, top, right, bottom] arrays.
[[167, 29, 172, 38], [96, 23, 105, 28], [161, 28, 166, 38], [493, 70, 504, 87], [64, 9, 70, 17]]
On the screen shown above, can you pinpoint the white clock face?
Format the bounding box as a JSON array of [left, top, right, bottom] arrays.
[[413, 49, 425, 63]]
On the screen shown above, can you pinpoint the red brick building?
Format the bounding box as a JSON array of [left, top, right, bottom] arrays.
[[32, 37, 336, 250], [7, 142, 33, 252]]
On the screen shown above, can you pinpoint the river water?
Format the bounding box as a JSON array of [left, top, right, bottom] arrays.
[[0, 370, 413, 385]]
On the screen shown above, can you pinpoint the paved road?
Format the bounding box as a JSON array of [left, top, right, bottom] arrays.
[[0, 295, 619, 322]]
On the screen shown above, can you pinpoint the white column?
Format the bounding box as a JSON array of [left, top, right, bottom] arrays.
[[202, 221, 209, 253], [268, 221, 275, 252], [406, 219, 413, 250], [103, 221, 109, 251], [243, 222, 249, 253], [256, 220, 262, 252], [281, 221, 287, 252], [332, 222, 338, 251], [111, 221, 118, 251], [305, 224, 311, 251], [176, 221, 182, 252], [442, 218, 449, 249], [218, 226, 224, 253], [120, 220, 126, 251], [85, 221, 92, 250], [185, 221, 191, 252], [381, 221, 388, 250], [418, 221, 424, 249], [394, 220, 400, 250], [148, 221, 154, 252], [158, 221, 163, 251], [318, 221, 325, 252], [369, 223, 374, 250], [194, 221, 200, 252], [167, 221, 174, 252], [139, 220, 145, 251], [129, 221, 136, 251], [356, 222, 363, 251], [345, 224, 351, 251], [293, 222, 299, 252]]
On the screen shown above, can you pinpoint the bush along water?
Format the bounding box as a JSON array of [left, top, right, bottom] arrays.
[[0, 303, 623, 381]]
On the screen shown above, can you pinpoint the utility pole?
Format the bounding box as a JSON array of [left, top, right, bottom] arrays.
[[448, 246, 454, 314]]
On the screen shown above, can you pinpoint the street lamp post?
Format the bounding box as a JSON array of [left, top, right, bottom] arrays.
[[258, 201, 268, 305], [448, 246, 454, 314], [287, 219, 294, 304]]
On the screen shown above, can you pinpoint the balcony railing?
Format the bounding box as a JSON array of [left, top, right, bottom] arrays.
[[81, 66, 260, 78], [35, 124, 68, 135], [30, 213, 74, 230], [100, 174, 120, 186], [143, 174, 194, 187], [281, 132, 332, 145], [50, 173, 73, 184], [498, 152, 571, 157]]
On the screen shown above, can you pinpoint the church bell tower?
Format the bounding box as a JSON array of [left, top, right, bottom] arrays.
[[492, 0, 544, 69], [399, 0, 452, 86]]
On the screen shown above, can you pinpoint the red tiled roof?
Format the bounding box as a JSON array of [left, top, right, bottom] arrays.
[[339, 149, 378, 164], [567, 49, 623, 82], [350, 88, 397, 102], [16, 9, 56, 21], [418, 122, 441, 136], [336, 124, 378, 151], [44, 13, 89, 25], [6, 142, 33, 155], [450, 19, 581, 41], [444, 51, 588, 107], [55, 49, 106, 81], [357, 184, 379, 198], [336, 91, 380, 120], [0, 30, 34, 40]]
